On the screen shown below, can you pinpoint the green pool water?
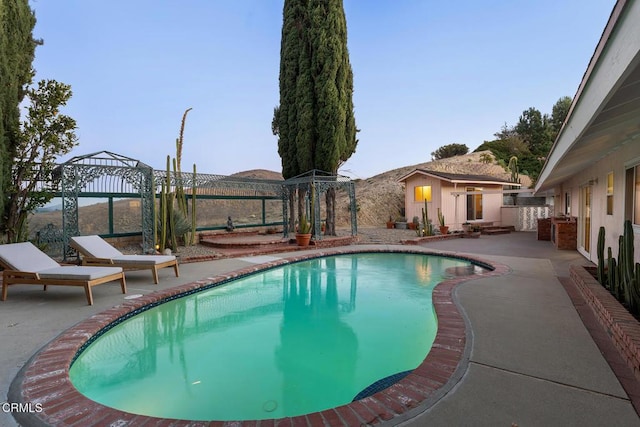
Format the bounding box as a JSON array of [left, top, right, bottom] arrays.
[[69, 253, 476, 420]]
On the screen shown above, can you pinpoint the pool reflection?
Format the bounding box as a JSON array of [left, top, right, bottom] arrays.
[[276, 257, 359, 414]]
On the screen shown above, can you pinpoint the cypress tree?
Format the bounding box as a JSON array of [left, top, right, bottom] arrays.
[[274, 0, 357, 235], [0, 0, 39, 235], [274, 0, 305, 180]]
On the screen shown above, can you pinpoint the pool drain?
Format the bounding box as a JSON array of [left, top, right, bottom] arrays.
[[263, 400, 278, 412]]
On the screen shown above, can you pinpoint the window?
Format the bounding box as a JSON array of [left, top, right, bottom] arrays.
[[466, 187, 483, 220], [607, 172, 614, 215], [625, 165, 640, 225], [414, 185, 431, 202]]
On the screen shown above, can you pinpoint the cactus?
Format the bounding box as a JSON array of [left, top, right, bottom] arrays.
[[167, 156, 177, 251], [437, 208, 445, 227], [622, 220, 635, 285], [607, 247, 619, 299], [190, 164, 197, 245], [507, 156, 521, 185], [421, 198, 432, 236], [156, 109, 198, 250], [614, 220, 640, 314], [596, 226, 606, 286], [159, 180, 167, 252], [174, 157, 188, 220], [617, 235, 627, 304]]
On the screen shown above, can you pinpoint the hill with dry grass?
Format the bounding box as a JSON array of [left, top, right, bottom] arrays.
[[27, 151, 529, 234], [339, 150, 531, 226]]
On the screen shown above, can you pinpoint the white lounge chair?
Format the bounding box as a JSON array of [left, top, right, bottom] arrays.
[[70, 235, 179, 284], [0, 242, 126, 305]]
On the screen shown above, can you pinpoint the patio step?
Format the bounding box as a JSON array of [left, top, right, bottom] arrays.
[[481, 225, 514, 235]]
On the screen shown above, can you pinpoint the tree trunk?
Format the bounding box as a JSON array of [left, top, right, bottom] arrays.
[[326, 187, 336, 236], [288, 191, 296, 233], [297, 188, 307, 230]]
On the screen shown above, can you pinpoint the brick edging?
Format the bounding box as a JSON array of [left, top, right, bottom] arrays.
[[570, 264, 640, 380], [400, 234, 464, 245]]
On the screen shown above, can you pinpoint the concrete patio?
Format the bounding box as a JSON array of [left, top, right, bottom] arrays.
[[1, 231, 639, 426]]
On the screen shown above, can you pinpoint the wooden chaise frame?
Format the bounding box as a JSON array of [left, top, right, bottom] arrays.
[[80, 256, 179, 284], [1, 267, 126, 306], [70, 235, 179, 284]]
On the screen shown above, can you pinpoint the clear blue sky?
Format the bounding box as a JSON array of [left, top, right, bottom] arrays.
[[30, 0, 615, 179]]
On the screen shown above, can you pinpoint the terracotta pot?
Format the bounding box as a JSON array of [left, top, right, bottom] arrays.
[[386, 221, 394, 229], [296, 233, 312, 247], [439, 226, 449, 235]]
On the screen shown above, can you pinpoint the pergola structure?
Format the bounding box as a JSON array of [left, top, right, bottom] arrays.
[[54, 152, 356, 258], [58, 152, 155, 258], [282, 170, 357, 239]]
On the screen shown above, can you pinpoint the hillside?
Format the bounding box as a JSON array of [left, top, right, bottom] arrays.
[[338, 150, 531, 226], [230, 169, 283, 180], [232, 152, 531, 227], [27, 151, 529, 235]]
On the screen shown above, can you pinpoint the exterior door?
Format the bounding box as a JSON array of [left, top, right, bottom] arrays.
[[466, 187, 483, 220], [579, 185, 591, 255]]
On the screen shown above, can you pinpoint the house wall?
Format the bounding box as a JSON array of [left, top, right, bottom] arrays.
[[439, 182, 505, 228], [550, 142, 640, 263], [403, 175, 443, 225], [403, 177, 506, 229]]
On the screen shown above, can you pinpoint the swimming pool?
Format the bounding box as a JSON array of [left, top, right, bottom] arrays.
[[11, 247, 506, 426], [68, 252, 485, 420]]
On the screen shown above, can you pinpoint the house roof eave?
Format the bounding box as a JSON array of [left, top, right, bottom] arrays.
[[398, 169, 518, 187], [536, 0, 640, 193]]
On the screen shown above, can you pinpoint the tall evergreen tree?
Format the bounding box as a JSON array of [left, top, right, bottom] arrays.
[[550, 96, 572, 137], [273, 0, 357, 235], [515, 107, 552, 157], [273, 0, 305, 180], [0, 0, 39, 236]]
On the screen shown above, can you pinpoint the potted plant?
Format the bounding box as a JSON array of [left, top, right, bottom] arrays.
[[462, 222, 471, 232], [386, 216, 395, 229], [409, 216, 419, 230], [437, 209, 448, 235], [395, 217, 408, 229], [296, 216, 312, 246]]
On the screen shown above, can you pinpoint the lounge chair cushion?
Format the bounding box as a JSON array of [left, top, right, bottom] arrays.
[[71, 235, 123, 258], [37, 266, 123, 280], [0, 242, 60, 272], [112, 255, 176, 265]]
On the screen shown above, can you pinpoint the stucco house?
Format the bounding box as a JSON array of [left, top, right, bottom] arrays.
[[535, 0, 640, 263], [398, 169, 519, 230]]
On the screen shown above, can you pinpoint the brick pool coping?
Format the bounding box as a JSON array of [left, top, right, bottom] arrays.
[[9, 247, 509, 427]]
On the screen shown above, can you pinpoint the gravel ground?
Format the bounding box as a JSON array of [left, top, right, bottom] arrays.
[[354, 226, 420, 244]]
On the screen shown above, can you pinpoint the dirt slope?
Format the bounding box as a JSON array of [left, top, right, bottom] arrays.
[[341, 150, 531, 226]]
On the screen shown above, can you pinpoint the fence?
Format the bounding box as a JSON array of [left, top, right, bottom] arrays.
[[501, 205, 553, 231]]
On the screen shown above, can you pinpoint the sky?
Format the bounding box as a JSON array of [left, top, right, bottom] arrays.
[[29, 0, 616, 180]]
